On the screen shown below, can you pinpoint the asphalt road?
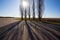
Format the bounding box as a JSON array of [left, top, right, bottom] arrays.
[[0, 20, 60, 40]]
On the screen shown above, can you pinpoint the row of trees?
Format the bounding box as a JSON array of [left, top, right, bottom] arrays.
[[20, 0, 43, 21]]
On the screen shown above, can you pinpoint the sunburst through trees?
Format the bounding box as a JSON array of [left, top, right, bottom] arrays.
[[20, 0, 43, 21]]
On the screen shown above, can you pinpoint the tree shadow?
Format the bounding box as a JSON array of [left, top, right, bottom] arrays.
[[25, 21, 35, 40], [0, 21, 21, 40]]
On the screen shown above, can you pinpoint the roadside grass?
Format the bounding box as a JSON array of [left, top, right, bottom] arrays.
[[36, 20, 60, 25], [45, 22, 60, 25], [15, 18, 21, 20], [30, 18, 60, 25], [15, 18, 60, 25], [41, 19, 60, 25]]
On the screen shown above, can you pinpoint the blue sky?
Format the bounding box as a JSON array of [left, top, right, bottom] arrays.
[[0, 0, 60, 18], [43, 0, 60, 18]]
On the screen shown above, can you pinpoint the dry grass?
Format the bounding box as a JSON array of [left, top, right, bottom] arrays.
[[41, 18, 60, 25]]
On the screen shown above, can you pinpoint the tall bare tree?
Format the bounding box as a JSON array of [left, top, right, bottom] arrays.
[[25, 9, 27, 21], [20, 6, 23, 20], [28, 0, 30, 19], [32, 0, 35, 20], [29, 6, 30, 19], [38, 0, 43, 21], [20, 0, 23, 20]]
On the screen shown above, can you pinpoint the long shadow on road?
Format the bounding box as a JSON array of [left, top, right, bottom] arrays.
[[29, 20, 60, 40], [0, 21, 21, 40], [25, 21, 35, 40]]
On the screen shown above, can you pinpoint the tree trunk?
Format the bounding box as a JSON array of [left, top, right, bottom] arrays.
[[29, 0, 30, 20], [29, 7, 30, 20], [38, 0, 42, 21], [25, 10, 27, 21], [20, 6, 23, 20], [33, 0, 35, 20]]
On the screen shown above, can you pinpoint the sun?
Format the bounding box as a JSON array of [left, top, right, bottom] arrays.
[[22, 0, 29, 9]]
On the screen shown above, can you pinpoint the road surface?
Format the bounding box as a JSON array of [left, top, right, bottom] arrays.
[[0, 20, 60, 40]]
